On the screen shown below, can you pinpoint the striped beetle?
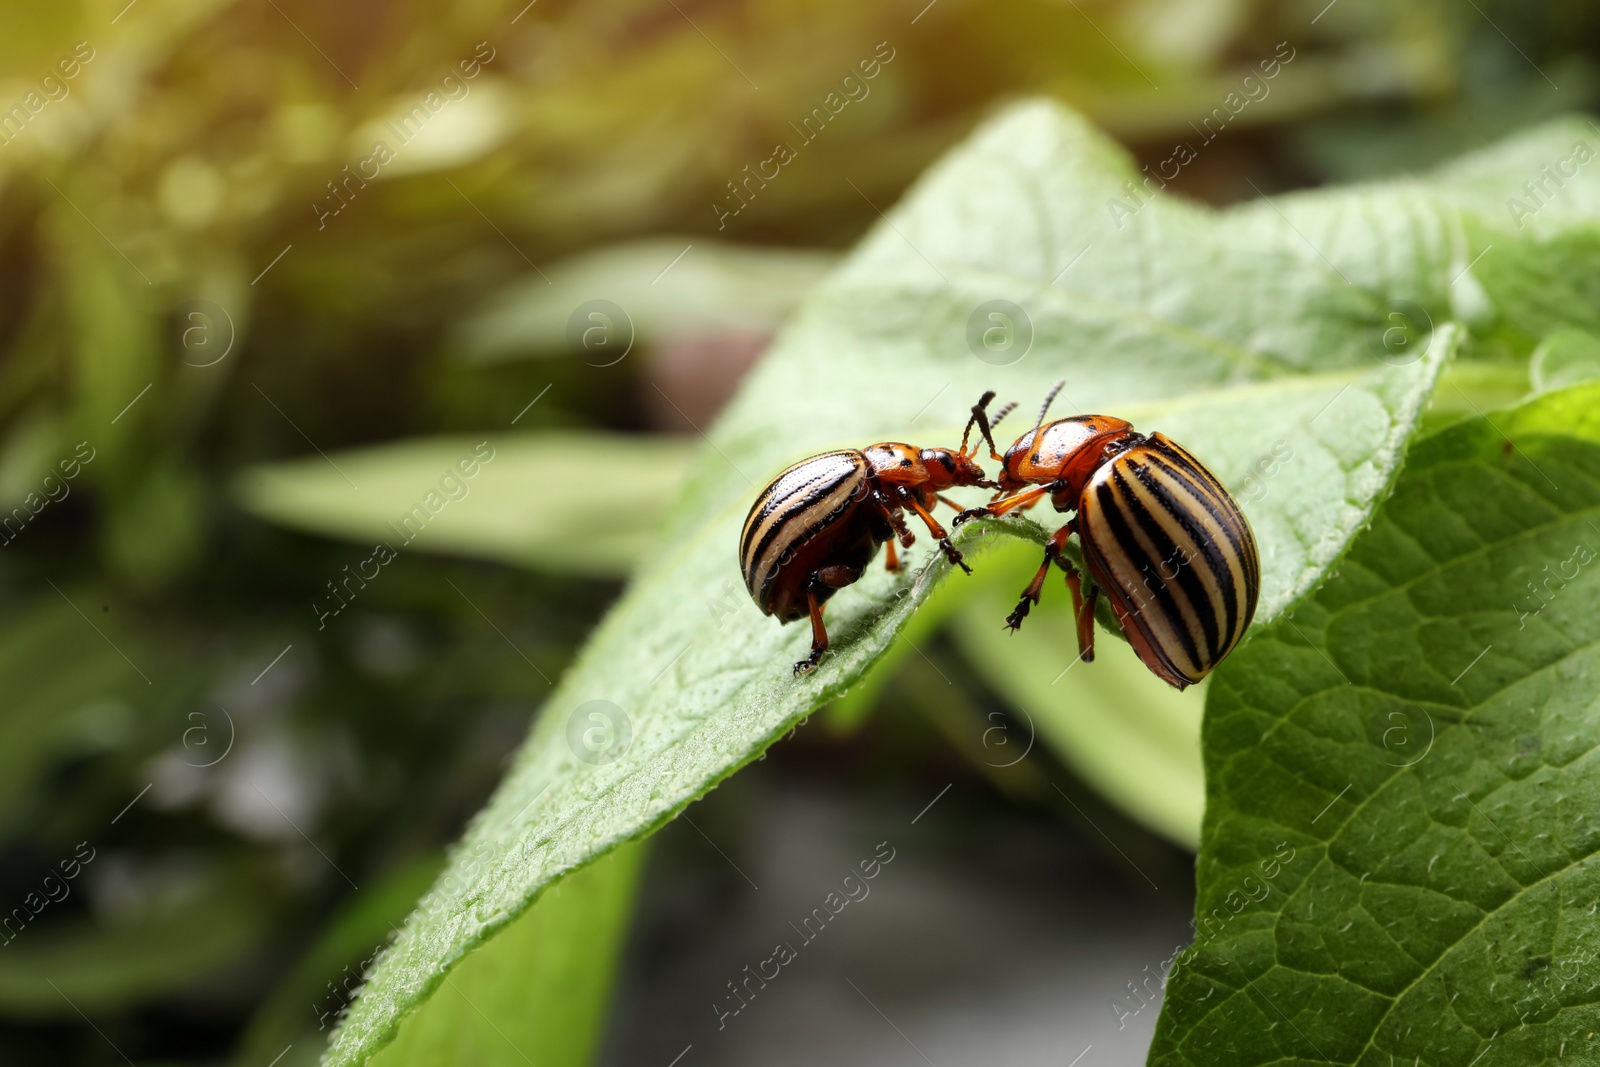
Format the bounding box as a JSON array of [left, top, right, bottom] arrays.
[[954, 382, 1259, 689], [740, 393, 1014, 675]]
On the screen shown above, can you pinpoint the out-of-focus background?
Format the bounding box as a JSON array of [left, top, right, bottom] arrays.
[[0, 1, 1592, 1064]]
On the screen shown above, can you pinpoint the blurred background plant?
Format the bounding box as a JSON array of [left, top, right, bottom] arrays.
[[0, 0, 1594, 1063]]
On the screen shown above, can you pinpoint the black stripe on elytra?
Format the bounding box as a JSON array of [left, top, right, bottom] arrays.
[[742, 453, 858, 560], [1113, 464, 1224, 659], [1150, 439, 1260, 597], [744, 460, 864, 586], [745, 465, 838, 558], [1093, 474, 1207, 668], [1140, 448, 1256, 634], [1148, 451, 1253, 628], [1087, 477, 1203, 673], [745, 450, 859, 537], [1143, 445, 1249, 561], [1077, 521, 1191, 682], [1131, 455, 1243, 646]]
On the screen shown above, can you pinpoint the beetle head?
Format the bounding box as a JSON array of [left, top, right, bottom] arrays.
[[919, 446, 994, 491]]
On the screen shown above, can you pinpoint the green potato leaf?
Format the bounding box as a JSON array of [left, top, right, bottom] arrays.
[[1149, 381, 1600, 1066], [320, 101, 1591, 1065], [236, 857, 446, 1067], [367, 841, 644, 1067]]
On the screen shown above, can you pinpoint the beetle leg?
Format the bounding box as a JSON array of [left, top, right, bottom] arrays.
[[794, 566, 857, 675], [796, 584, 828, 675], [872, 489, 916, 548], [953, 482, 1059, 527], [1080, 580, 1100, 663], [936, 494, 965, 513], [1060, 555, 1098, 664], [884, 538, 901, 573], [1050, 517, 1097, 659], [1005, 523, 1074, 631], [897, 487, 971, 574]]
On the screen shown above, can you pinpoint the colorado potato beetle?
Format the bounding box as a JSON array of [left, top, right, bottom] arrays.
[[955, 382, 1259, 690], [741, 394, 1014, 675]]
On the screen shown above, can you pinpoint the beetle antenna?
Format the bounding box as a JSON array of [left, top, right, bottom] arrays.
[[962, 391, 1005, 461], [960, 390, 994, 455], [1030, 380, 1064, 446], [988, 400, 1018, 430]]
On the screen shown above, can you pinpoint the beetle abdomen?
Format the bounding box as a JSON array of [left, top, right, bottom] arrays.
[[740, 450, 871, 616], [1077, 433, 1258, 687]]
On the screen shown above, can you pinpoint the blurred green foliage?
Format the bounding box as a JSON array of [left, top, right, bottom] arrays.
[[0, 0, 1593, 1063]]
